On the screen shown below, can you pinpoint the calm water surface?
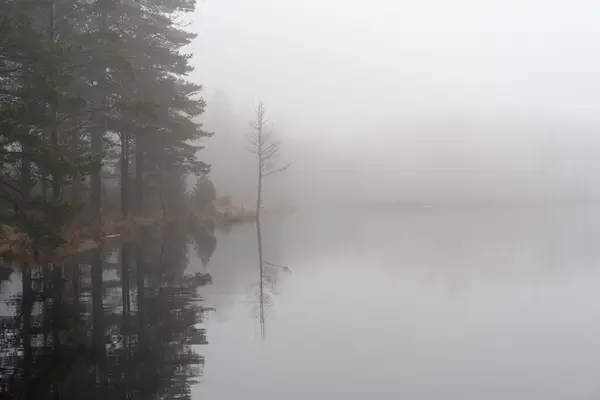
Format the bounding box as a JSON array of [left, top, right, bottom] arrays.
[[2, 206, 600, 399]]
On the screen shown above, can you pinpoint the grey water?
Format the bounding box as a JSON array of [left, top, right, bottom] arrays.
[[2, 206, 600, 399]]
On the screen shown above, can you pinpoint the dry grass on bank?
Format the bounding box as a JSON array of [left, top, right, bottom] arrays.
[[199, 196, 257, 224], [0, 196, 259, 263], [0, 215, 159, 264]]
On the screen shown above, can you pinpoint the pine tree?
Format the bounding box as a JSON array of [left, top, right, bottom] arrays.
[[106, 0, 211, 217], [0, 0, 211, 247]]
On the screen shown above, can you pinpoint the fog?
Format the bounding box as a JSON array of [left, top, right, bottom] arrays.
[[4, 2, 600, 395], [185, 0, 600, 205]]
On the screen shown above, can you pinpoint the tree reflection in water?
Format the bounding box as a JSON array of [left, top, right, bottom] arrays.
[[0, 226, 216, 400], [252, 218, 291, 342]]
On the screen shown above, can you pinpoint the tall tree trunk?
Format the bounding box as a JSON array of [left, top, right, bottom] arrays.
[[41, 122, 50, 201], [256, 164, 262, 222], [120, 132, 129, 219], [19, 140, 31, 199], [70, 133, 82, 206], [91, 1, 109, 226], [135, 134, 144, 215], [49, 0, 61, 199], [51, 126, 61, 198], [256, 123, 265, 340], [158, 171, 167, 224], [90, 130, 103, 226], [255, 119, 263, 222], [19, 0, 33, 204]]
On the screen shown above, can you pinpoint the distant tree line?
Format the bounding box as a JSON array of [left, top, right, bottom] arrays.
[[0, 0, 211, 245]]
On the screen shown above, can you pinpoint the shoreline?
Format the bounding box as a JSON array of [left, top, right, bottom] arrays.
[[0, 201, 259, 264]]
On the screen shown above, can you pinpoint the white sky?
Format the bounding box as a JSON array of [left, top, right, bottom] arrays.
[[188, 0, 600, 134], [184, 0, 600, 201]]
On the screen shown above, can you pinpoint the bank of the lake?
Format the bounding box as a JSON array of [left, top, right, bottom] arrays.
[[0, 198, 258, 264]]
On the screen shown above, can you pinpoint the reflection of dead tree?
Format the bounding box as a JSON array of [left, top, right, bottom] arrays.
[[246, 102, 290, 341], [247, 262, 291, 335]]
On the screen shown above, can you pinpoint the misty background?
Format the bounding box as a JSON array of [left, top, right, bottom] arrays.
[[185, 0, 600, 206]]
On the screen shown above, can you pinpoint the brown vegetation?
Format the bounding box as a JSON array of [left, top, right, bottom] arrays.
[[0, 195, 259, 264]]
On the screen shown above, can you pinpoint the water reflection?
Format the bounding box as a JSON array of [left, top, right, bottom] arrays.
[[0, 225, 215, 400], [5, 207, 600, 399], [254, 216, 291, 341], [194, 207, 600, 400], [191, 221, 218, 268]]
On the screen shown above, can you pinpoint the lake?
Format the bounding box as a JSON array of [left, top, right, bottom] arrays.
[[1, 205, 600, 399]]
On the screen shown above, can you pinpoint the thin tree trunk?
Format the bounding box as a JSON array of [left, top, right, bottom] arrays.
[[49, 0, 61, 199], [91, 2, 108, 226], [256, 123, 265, 340], [256, 166, 262, 221], [20, 140, 31, 199], [51, 127, 61, 198], [158, 172, 167, 225], [70, 132, 82, 206], [42, 124, 49, 201], [135, 134, 144, 215], [120, 132, 129, 219], [90, 131, 103, 226], [19, 0, 33, 204]]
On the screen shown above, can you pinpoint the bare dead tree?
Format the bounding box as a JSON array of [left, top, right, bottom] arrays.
[[246, 101, 290, 221], [246, 101, 290, 341]]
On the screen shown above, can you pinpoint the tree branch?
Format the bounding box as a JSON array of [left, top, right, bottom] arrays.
[[264, 162, 290, 177], [263, 260, 291, 273]]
